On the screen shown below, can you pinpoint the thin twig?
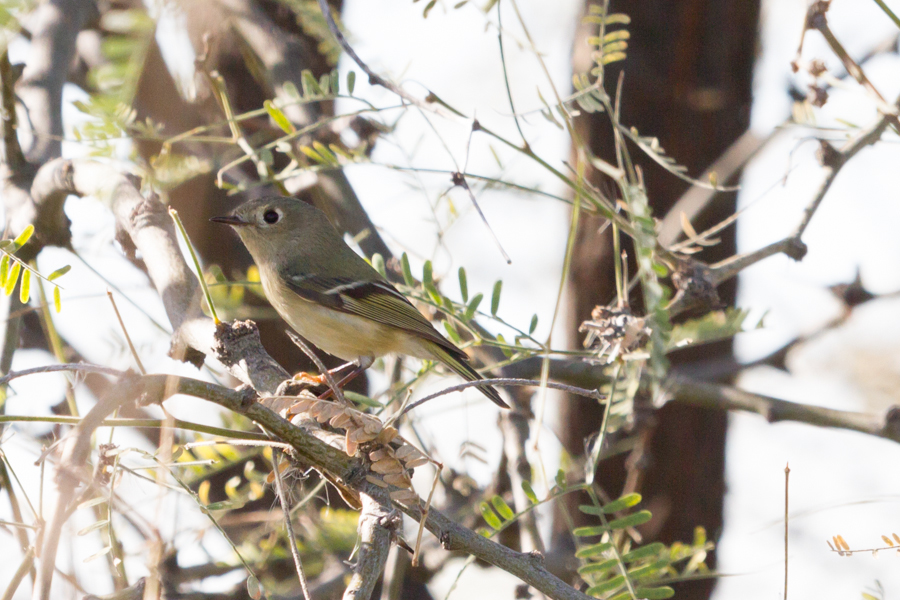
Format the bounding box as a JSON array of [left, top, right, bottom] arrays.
[[0, 363, 126, 387], [315, 0, 454, 119], [272, 449, 313, 600], [107, 289, 146, 374], [401, 377, 604, 415], [784, 462, 790, 600], [285, 330, 349, 406]]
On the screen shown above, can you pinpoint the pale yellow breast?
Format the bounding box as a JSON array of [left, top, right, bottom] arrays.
[[260, 270, 429, 362]]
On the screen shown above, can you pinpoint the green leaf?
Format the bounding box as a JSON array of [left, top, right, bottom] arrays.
[[13, 224, 33, 250], [521, 480, 538, 504], [264, 99, 295, 134], [423, 0, 437, 17], [635, 586, 675, 599], [53, 286, 61, 313], [577, 557, 617, 573], [491, 495, 515, 520], [607, 510, 652, 530], [458, 267, 468, 302], [572, 525, 607, 537], [282, 81, 300, 99], [622, 542, 665, 562], [602, 493, 642, 513], [480, 502, 502, 529], [0, 254, 8, 286], [422, 261, 440, 303], [19, 268, 30, 303], [574, 541, 613, 558], [299, 145, 326, 164], [555, 468, 566, 489], [313, 140, 339, 166], [401, 253, 414, 287], [347, 70, 356, 95], [490, 280, 502, 315], [667, 308, 753, 350], [301, 69, 321, 97], [372, 253, 386, 278], [463, 293, 483, 321], [48, 265, 71, 281], [443, 320, 461, 343], [5, 261, 20, 296], [529, 314, 538, 334], [586, 575, 624, 596]]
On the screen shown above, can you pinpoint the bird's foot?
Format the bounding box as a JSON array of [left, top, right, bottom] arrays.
[[276, 372, 329, 397]]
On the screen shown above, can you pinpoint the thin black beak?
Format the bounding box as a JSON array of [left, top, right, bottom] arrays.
[[209, 215, 249, 227]]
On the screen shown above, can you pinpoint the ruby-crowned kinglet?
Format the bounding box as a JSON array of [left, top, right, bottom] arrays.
[[211, 197, 507, 408]]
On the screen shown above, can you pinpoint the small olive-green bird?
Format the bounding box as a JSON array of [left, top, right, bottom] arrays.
[[211, 197, 507, 408]]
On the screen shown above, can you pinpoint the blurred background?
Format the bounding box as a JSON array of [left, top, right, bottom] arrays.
[[2, 0, 900, 598]]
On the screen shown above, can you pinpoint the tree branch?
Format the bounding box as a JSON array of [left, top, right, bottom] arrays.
[[344, 489, 397, 600]]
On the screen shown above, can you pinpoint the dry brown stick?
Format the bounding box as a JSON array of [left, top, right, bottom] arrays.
[[34, 373, 146, 600], [667, 376, 900, 443], [272, 449, 313, 600], [344, 489, 398, 600]]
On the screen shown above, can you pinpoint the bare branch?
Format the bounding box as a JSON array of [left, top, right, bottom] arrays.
[[401, 377, 604, 415], [17, 0, 98, 164], [668, 377, 900, 443], [344, 489, 398, 600]]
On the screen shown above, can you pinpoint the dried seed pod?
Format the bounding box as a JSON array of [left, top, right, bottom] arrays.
[[349, 428, 378, 444], [361, 416, 383, 434], [289, 398, 316, 414], [394, 445, 418, 460], [345, 433, 358, 456], [375, 426, 399, 445], [383, 472, 412, 488], [404, 457, 430, 469], [371, 458, 404, 474], [365, 475, 389, 488], [329, 411, 352, 428], [390, 489, 419, 503], [368, 448, 390, 462]]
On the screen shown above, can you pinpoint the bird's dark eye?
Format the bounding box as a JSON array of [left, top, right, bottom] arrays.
[[263, 210, 280, 224]]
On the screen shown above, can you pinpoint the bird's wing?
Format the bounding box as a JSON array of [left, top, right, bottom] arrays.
[[284, 273, 468, 361]]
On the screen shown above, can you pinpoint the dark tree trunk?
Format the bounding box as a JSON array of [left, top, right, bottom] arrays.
[[557, 2, 760, 599]]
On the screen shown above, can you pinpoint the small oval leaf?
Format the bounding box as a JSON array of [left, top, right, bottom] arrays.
[[491, 495, 515, 521], [5, 261, 20, 296], [480, 502, 502, 530], [458, 267, 468, 302], [47, 265, 71, 281], [490, 280, 502, 315], [13, 225, 34, 250], [19, 269, 30, 303], [464, 293, 483, 321], [264, 99, 295, 134], [401, 253, 414, 287]]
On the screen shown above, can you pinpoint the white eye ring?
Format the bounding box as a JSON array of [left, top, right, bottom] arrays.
[[262, 208, 282, 225]]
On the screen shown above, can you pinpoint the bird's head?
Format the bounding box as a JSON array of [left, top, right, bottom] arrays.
[[210, 197, 334, 266]]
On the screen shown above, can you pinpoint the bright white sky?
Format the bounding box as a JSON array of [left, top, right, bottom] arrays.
[[4, 0, 900, 598]]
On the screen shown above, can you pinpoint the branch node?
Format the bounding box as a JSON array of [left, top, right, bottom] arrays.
[[784, 238, 808, 261], [815, 140, 842, 169]]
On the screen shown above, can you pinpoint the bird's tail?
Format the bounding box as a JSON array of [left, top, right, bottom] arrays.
[[430, 345, 508, 408]]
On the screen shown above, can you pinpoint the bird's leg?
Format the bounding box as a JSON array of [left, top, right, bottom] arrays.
[[291, 361, 356, 386], [317, 357, 374, 400]]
